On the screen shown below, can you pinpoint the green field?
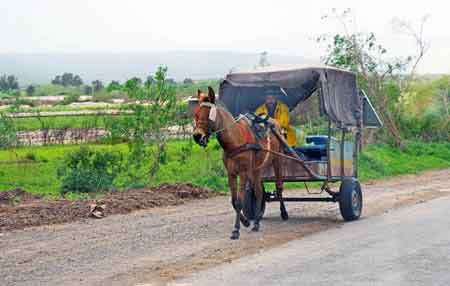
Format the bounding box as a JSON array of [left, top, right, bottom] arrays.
[[0, 140, 449, 197], [12, 115, 115, 131]]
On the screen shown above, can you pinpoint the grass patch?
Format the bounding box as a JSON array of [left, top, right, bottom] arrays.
[[0, 141, 449, 197], [358, 142, 450, 180], [12, 115, 116, 131]]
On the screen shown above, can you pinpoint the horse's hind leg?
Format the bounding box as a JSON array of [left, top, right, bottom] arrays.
[[273, 157, 289, 220], [251, 171, 263, 232]]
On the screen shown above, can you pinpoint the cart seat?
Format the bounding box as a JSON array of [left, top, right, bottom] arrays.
[[294, 135, 331, 161], [295, 145, 327, 161]]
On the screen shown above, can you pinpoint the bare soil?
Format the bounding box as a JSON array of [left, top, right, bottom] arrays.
[[0, 183, 212, 232], [1, 169, 449, 286]]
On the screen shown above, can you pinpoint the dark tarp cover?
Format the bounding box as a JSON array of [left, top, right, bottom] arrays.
[[219, 66, 362, 127]]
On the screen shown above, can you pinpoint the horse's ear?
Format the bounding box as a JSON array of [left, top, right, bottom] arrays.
[[197, 89, 202, 99], [208, 86, 215, 104]]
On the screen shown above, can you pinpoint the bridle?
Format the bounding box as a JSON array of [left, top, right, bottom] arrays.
[[194, 101, 273, 165], [194, 101, 244, 139]]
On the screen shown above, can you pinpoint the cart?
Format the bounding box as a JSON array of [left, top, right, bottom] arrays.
[[218, 66, 382, 222]]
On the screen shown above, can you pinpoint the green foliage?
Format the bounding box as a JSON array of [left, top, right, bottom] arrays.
[[0, 113, 17, 148], [57, 147, 123, 195], [0, 141, 449, 197], [175, 79, 220, 99], [107, 66, 178, 185], [60, 94, 80, 105], [106, 80, 122, 92], [183, 78, 193, 85], [84, 85, 93, 95], [12, 115, 111, 131], [316, 9, 437, 147], [92, 80, 104, 92], [358, 142, 450, 180], [52, 73, 83, 87], [26, 85, 35, 96], [0, 74, 19, 92], [397, 76, 450, 142], [34, 84, 84, 97]]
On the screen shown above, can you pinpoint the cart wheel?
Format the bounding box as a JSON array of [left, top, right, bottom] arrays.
[[339, 178, 363, 221], [243, 183, 266, 221]]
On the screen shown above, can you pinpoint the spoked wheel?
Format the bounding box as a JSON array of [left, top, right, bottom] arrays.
[[243, 183, 266, 221], [339, 178, 363, 221]]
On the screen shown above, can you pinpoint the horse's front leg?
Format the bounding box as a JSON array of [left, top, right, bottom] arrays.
[[230, 171, 249, 240], [228, 171, 249, 228]]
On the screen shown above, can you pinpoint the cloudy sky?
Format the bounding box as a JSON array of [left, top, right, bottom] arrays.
[[1, 0, 449, 73]]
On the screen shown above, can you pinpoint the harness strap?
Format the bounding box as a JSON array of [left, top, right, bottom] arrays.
[[225, 144, 261, 158], [236, 121, 254, 144]]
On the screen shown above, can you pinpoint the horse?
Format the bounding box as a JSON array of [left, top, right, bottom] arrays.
[[192, 86, 289, 240]]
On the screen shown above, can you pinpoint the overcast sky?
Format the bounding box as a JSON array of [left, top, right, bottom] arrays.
[[1, 0, 449, 73]]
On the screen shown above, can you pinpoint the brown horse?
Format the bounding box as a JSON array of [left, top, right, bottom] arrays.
[[193, 87, 288, 240]]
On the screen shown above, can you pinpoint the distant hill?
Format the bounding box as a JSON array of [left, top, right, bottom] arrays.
[[0, 51, 316, 85]]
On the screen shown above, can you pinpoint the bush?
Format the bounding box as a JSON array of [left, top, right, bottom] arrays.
[[57, 147, 123, 195], [0, 113, 17, 148], [60, 94, 80, 105]]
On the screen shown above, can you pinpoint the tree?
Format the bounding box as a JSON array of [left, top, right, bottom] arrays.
[[72, 75, 83, 86], [129, 77, 142, 86], [0, 75, 8, 91], [106, 80, 121, 92], [84, 85, 93, 95], [0, 74, 19, 92], [166, 78, 176, 85], [144, 75, 154, 88], [0, 113, 17, 148], [52, 73, 83, 86], [316, 9, 429, 147], [107, 66, 178, 184], [7, 75, 19, 90], [26, 85, 35, 96], [433, 76, 450, 119], [61, 73, 74, 87], [92, 80, 104, 93], [183, 78, 194, 85], [52, 75, 62, 85], [257, 51, 270, 68]]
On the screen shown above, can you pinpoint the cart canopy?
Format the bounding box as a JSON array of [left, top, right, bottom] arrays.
[[219, 66, 363, 127]]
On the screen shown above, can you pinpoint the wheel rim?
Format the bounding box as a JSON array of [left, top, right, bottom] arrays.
[[351, 188, 361, 217]]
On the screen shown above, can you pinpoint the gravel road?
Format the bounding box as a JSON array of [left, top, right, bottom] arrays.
[[179, 194, 450, 286], [1, 169, 449, 286]]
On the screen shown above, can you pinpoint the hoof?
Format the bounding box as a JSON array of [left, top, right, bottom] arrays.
[[251, 224, 260, 232], [281, 211, 289, 221], [240, 216, 250, 228], [230, 230, 240, 240]]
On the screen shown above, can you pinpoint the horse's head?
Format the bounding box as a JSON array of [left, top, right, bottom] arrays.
[[193, 86, 217, 147]]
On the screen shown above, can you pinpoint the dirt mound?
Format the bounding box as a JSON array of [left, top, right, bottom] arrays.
[[0, 188, 42, 205], [0, 183, 212, 232]]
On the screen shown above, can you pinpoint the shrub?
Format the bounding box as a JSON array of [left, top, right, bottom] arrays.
[[60, 94, 80, 105], [0, 113, 17, 148], [24, 152, 37, 161], [57, 147, 123, 195]]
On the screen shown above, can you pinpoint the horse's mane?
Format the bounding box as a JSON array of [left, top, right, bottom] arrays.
[[215, 100, 235, 119]]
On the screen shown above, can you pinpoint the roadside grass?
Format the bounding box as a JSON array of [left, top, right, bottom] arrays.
[[0, 141, 449, 197], [358, 142, 450, 180]]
